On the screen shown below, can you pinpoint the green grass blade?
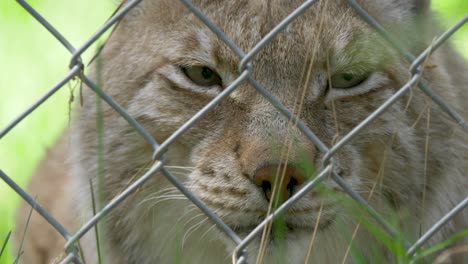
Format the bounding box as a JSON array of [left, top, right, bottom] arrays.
[[13, 202, 34, 264], [412, 229, 468, 261], [89, 178, 102, 264], [0, 231, 12, 260], [94, 43, 106, 264]]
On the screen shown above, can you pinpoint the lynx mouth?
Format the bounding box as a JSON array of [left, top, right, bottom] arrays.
[[231, 218, 333, 237]]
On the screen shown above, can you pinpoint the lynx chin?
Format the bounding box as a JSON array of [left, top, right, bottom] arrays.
[[15, 0, 467, 263]]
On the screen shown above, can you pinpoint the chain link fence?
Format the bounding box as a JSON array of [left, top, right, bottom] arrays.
[[1, 0, 467, 263]]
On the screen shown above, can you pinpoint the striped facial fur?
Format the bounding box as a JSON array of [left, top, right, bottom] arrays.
[[17, 0, 467, 264]]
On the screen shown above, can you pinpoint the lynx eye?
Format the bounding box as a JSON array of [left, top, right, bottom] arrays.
[[182, 66, 222, 87], [330, 72, 369, 89]]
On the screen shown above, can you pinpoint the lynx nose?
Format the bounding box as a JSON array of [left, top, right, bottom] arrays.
[[254, 164, 306, 203]]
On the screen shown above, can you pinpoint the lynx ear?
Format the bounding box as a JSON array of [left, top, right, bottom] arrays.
[[369, 0, 431, 21], [411, 0, 431, 14], [387, 0, 431, 15]]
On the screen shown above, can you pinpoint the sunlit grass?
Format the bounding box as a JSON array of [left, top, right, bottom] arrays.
[[0, 1, 114, 263]]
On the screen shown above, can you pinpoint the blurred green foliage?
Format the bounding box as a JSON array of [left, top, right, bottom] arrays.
[[0, 1, 466, 263], [0, 1, 114, 263], [432, 0, 468, 52]]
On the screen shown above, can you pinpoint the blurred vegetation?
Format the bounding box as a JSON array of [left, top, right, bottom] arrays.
[[0, 1, 114, 263], [432, 0, 468, 52], [0, 1, 466, 263]]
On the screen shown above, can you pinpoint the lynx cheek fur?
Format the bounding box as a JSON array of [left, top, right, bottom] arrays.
[[16, 0, 467, 263]]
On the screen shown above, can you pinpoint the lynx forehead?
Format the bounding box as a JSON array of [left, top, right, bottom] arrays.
[[15, 0, 467, 263]]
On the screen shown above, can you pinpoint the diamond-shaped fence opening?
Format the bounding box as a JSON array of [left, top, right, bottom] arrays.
[[1, 0, 467, 263]]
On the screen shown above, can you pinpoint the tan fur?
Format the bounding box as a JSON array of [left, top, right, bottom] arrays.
[[16, 0, 467, 263]]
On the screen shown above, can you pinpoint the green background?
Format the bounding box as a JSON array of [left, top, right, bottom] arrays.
[[0, 1, 466, 263]]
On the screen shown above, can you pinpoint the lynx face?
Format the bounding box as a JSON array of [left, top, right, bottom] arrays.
[[71, 0, 466, 263]]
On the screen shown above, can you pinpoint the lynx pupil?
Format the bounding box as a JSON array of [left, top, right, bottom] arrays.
[[201, 67, 214, 79], [342, 73, 354, 81]]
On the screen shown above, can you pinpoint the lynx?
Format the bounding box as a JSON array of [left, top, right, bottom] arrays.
[[16, 0, 467, 263]]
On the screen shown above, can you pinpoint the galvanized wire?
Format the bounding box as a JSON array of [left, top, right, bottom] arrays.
[[346, 0, 468, 130], [1, 0, 467, 263], [407, 197, 468, 257], [0, 170, 71, 241], [233, 164, 333, 259], [0, 65, 81, 140]]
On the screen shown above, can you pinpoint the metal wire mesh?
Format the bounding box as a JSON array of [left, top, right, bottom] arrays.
[[1, 0, 467, 263]]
